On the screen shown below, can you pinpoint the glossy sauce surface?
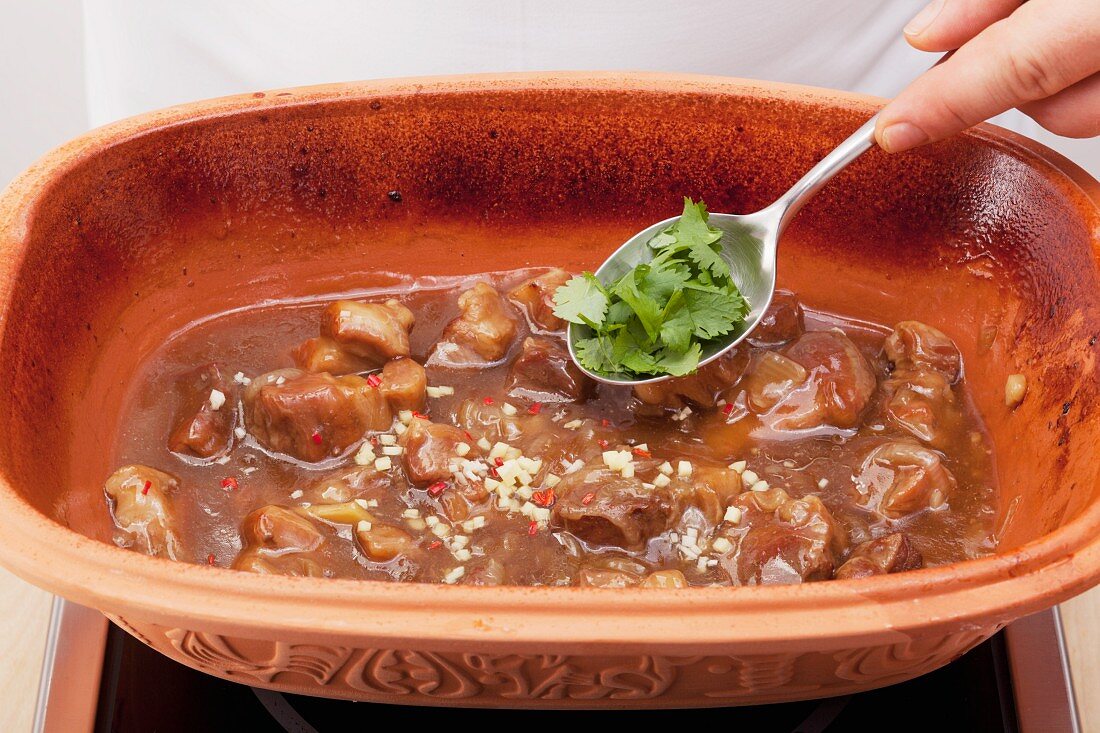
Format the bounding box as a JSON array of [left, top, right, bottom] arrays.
[[106, 268, 997, 587]]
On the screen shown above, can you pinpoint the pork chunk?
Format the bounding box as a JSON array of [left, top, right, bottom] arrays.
[[855, 441, 955, 519], [435, 283, 518, 364], [292, 336, 374, 375], [747, 289, 805, 347], [507, 336, 591, 402], [835, 533, 924, 579], [884, 321, 961, 382], [720, 488, 846, 585], [103, 465, 184, 560], [233, 504, 325, 577], [633, 348, 748, 408], [883, 370, 960, 447], [320, 299, 414, 365], [244, 368, 391, 462], [552, 467, 679, 549], [508, 268, 572, 332], [761, 331, 876, 430], [400, 419, 469, 486], [379, 357, 427, 412], [168, 364, 235, 459]]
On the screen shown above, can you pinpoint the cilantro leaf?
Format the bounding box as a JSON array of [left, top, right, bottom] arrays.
[[552, 273, 609, 325], [551, 197, 750, 380]]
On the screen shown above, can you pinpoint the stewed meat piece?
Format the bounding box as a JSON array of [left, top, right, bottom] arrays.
[[884, 321, 961, 382], [882, 370, 960, 447], [835, 533, 924, 579], [435, 282, 518, 364], [855, 441, 955, 519], [507, 336, 591, 402], [103, 465, 184, 560], [552, 467, 679, 549], [747, 289, 805, 347], [320, 299, 415, 365], [233, 504, 325, 577], [292, 336, 373, 375], [757, 330, 876, 430], [719, 488, 847, 585], [400, 419, 469, 486], [739, 351, 809, 412], [355, 522, 419, 562], [642, 569, 689, 588], [633, 348, 748, 408], [168, 364, 235, 459], [379, 357, 427, 412], [244, 368, 391, 462], [508, 268, 572, 332], [578, 555, 648, 588]]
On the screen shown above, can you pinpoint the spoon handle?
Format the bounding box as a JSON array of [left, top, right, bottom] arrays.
[[770, 113, 879, 233]]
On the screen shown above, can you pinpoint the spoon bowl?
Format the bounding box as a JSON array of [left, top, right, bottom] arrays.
[[567, 115, 879, 386]]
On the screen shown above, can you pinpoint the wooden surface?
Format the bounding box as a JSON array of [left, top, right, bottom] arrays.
[[0, 569, 1095, 731]]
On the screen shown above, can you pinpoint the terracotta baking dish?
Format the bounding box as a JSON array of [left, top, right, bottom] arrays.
[[0, 73, 1097, 708]]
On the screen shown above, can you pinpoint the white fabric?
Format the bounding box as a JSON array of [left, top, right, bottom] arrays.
[[83, 0, 1042, 136]]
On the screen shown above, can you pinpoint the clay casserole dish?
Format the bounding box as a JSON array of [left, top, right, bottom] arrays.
[[0, 74, 1097, 707]]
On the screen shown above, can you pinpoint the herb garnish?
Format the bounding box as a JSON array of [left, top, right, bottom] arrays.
[[553, 198, 749, 379]]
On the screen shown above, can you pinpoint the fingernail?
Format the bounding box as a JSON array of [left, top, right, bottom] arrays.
[[879, 122, 930, 153], [904, 0, 944, 36]]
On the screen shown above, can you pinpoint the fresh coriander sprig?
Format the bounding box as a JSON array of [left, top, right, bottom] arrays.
[[552, 198, 749, 379]]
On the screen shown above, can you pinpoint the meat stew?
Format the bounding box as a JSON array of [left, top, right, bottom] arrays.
[[104, 269, 996, 587]]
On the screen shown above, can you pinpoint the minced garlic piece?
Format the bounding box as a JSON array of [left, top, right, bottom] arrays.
[[374, 456, 392, 471], [658, 462, 674, 476], [1005, 373, 1027, 408], [722, 506, 742, 525], [712, 536, 735, 553], [677, 460, 693, 477], [442, 566, 466, 584], [741, 469, 759, 485], [728, 460, 747, 473], [455, 442, 471, 457], [501, 402, 518, 416], [653, 473, 671, 488], [208, 389, 226, 411]]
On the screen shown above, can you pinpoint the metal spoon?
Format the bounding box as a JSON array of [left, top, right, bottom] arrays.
[[567, 113, 880, 386]]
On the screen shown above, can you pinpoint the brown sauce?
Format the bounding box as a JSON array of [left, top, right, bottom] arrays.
[[104, 268, 996, 587]]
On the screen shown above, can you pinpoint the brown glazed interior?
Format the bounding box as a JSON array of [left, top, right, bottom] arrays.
[[0, 74, 1097, 706]]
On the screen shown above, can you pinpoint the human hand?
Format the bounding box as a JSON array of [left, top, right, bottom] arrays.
[[876, 0, 1100, 152]]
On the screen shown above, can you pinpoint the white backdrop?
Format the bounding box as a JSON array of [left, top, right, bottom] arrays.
[[1, 1, 1097, 186]]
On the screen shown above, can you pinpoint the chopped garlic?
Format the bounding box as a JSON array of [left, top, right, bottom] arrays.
[[233, 426, 247, 440], [741, 469, 759, 485], [208, 389, 226, 411], [233, 371, 251, 385], [729, 460, 747, 473], [442, 566, 466, 584], [712, 536, 735, 553], [374, 456, 392, 471], [215, 455, 230, 465], [452, 534, 470, 549], [402, 508, 421, 519], [290, 489, 304, 500], [723, 506, 742, 525], [356, 520, 372, 533], [677, 460, 693, 478], [544, 474, 561, 488], [562, 419, 583, 430], [659, 461, 674, 476], [398, 410, 414, 424], [1005, 373, 1027, 407], [275, 376, 286, 386], [426, 385, 455, 398], [455, 442, 471, 457], [381, 446, 403, 456], [354, 443, 376, 466], [818, 478, 829, 489], [751, 480, 769, 492], [454, 548, 473, 562], [431, 523, 451, 538], [378, 434, 397, 446], [564, 459, 585, 474], [501, 402, 518, 416], [477, 437, 492, 452], [621, 464, 635, 479], [393, 422, 407, 435], [653, 473, 671, 488], [354, 498, 373, 509], [406, 518, 426, 531]]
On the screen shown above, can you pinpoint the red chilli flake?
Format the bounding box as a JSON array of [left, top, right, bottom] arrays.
[[494, 457, 505, 467], [532, 488, 556, 508], [723, 403, 735, 416], [581, 492, 596, 506], [428, 540, 443, 550], [220, 476, 239, 491], [489, 466, 500, 478], [597, 439, 609, 449], [427, 481, 447, 497], [141, 480, 152, 496], [528, 520, 538, 536], [370, 435, 380, 446], [366, 373, 383, 388], [483, 396, 495, 405], [206, 553, 216, 565], [412, 410, 430, 420], [528, 402, 542, 415], [632, 447, 652, 458], [601, 418, 611, 428], [311, 430, 323, 445], [464, 431, 474, 442]]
